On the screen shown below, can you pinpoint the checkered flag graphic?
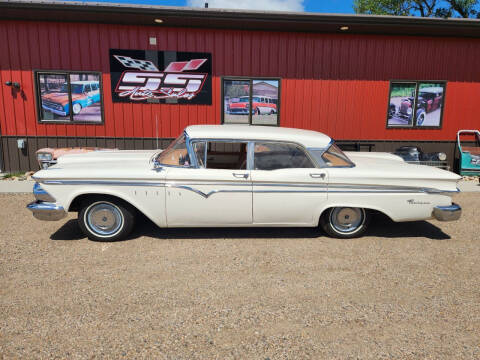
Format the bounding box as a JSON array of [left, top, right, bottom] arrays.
[[113, 55, 159, 72]]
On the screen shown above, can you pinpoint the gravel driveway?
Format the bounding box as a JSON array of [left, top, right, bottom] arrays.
[[1, 193, 479, 359]]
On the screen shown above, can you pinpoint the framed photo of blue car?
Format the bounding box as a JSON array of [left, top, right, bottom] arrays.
[[35, 70, 104, 124]]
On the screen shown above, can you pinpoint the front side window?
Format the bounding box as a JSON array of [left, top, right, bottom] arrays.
[[254, 142, 315, 170], [223, 78, 280, 126], [309, 144, 354, 168], [35, 71, 103, 124], [156, 134, 191, 167], [193, 141, 248, 170]]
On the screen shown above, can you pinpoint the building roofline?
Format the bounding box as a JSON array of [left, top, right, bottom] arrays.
[[1, 0, 480, 37]]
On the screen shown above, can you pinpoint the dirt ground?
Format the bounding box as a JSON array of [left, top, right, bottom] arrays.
[[1, 193, 479, 359]]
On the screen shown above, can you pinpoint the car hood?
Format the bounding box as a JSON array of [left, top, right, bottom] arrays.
[[42, 92, 85, 105], [33, 150, 162, 182], [54, 149, 159, 164]]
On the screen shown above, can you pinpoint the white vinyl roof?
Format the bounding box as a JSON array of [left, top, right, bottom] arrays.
[[185, 125, 332, 148]]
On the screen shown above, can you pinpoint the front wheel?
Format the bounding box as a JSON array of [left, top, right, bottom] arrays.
[[320, 207, 369, 238], [78, 198, 135, 241], [72, 103, 82, 115]]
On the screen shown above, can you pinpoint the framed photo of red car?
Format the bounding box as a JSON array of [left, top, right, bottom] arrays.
[[386, 80, 446, 129], [222, 77, 280, 126], [34, 70, 104, 124], [415, 82, 446, 128]]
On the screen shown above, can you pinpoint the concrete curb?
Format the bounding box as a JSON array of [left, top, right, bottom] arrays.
[[0, 180, 35, 193], [0, 179, 479, 193]]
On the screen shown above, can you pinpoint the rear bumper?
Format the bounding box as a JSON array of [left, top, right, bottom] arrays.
[[27, 201, 67, 221], [432, 203, 462, 221]]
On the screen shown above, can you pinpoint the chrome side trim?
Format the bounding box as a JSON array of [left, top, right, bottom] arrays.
[[33, 182, 56, 202], [39, 180, 166, 187], [34, 178, 459, 195], [27, 201, 67, 221], [167, 185, 251, 198], [432, 203, 462, 221]]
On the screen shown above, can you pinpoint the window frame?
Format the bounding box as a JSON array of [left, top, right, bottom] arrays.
[[221, 76, 281, 127], [190, 139, 250, 170], [34, 70, 105, 125], [386, 80, 447, 130], [189, 138, 319, 170]]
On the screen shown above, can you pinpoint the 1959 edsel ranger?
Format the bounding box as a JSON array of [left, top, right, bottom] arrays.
[[27, 125, 462, 241]]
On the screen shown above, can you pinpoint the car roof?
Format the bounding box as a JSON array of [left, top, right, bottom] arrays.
[[185, 125, 332, 148], [70, 81, 99, 85], [419, 87, 443, 93]]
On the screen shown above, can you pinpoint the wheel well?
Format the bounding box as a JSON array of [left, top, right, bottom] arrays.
[[69, 193, 138, 214], [318, 206, 392, 226]]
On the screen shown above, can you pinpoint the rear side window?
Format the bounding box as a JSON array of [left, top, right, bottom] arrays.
[[254, 142, 315, 170], [310, 144, 354, 168]]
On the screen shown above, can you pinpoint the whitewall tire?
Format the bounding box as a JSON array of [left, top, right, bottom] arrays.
[[320, 207, 369, 238], [78, 198, 135, 242]]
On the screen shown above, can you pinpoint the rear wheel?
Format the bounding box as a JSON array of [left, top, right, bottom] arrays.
[[320, 207, 369, 238], [78, 197, 135, 241]]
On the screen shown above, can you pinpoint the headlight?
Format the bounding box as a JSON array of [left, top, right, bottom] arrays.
[[438, 152, 447, 161], [37, 152, 53, 162], [407, 107, 412, 115]]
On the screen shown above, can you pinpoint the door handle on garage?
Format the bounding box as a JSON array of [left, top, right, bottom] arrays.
[[310, 173, 326, 179], [233, 173, 249, 179]]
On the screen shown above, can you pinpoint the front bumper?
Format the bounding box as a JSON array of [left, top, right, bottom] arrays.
[[27, 201, 67, 221], [42, 104, 67, 116], [432, 203, 462, 221]]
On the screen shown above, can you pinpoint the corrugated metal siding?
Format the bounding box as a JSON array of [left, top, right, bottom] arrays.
[[0, 20, 479, 142]]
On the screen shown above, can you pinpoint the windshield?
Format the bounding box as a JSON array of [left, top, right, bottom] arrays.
[[156, 134, 191, 167], [309, 144, 354, 168], [238, 97, 249, 102]]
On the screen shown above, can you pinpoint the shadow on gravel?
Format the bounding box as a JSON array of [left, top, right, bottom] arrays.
[[366, 213, 450, 240], [50, 213, 450, 241], [50, 219, 85, 241]]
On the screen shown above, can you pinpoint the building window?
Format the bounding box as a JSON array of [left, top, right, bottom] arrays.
[[35, 71, 104, 124], [387, 81, 446, 129], [222, 77, 280, 126]]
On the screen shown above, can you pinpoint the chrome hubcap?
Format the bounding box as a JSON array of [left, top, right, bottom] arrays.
[[86, 202, 123, 236], [330, 207, 364, 234]]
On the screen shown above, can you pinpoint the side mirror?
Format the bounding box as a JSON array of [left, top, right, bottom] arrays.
[[153, 160, 163, 170]]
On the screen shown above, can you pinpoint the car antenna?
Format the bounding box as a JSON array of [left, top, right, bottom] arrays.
[[155, 114, 159, 149]]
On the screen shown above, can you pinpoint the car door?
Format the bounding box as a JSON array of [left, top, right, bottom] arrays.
[[165, 140, 252, 226], [250, 141, 328, 225]]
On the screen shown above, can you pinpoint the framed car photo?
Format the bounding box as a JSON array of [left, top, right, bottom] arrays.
[[386, 81, 446, 129]]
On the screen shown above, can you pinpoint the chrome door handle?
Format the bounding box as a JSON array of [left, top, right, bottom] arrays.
[[233, 173, 249, 179], [310, 173, 326, 179]]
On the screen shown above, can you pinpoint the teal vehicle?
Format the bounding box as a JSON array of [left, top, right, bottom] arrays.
[[457, 130, 480, 176]]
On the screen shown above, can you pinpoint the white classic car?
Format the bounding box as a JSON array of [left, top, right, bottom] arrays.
[[28, 125, 462, 241]]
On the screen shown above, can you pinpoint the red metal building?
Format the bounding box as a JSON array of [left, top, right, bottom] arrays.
[[1, 1, 479, 171]]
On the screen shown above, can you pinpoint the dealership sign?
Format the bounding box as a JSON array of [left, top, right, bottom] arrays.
[[109, 49, 212, 104]]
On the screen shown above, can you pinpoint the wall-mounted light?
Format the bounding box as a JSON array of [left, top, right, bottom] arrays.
[[5, 81, 20, 89], [154, 18, 163, 24], [339, 26, 349, 31]]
